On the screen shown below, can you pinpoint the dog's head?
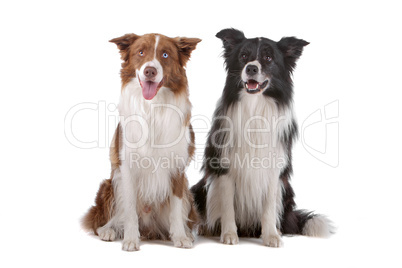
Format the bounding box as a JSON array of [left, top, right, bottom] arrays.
[[216, 28, 308, 106], [110, 33, 201, 100]]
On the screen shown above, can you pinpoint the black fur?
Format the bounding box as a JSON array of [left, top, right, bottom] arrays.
[[191, 28, 319, 237]]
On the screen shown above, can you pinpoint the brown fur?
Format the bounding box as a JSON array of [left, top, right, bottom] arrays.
[[109, 123, 121, 170], [188, 123, 196, 163], [109, 33, 201, 93], [171, 172, 186, 199], [109, 33, 140, 87], [82, 176, 115, 235], [186, 191, 199, 230], [170, 171, 199, 230], [82, 33, 201, 241]]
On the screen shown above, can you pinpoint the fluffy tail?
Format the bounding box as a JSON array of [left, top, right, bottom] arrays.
[[280, 171, 335, 237], [81, 178, 115, 235], [190, 177, 207, 220], [281, 209, 334, 238], [301, 213, 335, 237]]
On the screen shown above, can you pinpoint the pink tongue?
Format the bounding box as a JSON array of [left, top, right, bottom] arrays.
[[248, 80, 258, 89], [142, 81, 159, 100]]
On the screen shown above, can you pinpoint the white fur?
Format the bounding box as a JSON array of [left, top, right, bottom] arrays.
[[137, 35, 163, 84], [170, 195, 193, 248], [302, 215, 335, 238], [137, 58, 164, 84], [207, 174, 238, 244], [100, 36, 193, 250], [241, 60, 266, 84], [206, 91, 294, 247], [115, 79, 191, 250], [97, 227, 116, 241], [154, 35, 160, 57]]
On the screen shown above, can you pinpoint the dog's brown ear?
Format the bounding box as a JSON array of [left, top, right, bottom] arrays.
[[109, 33, 140, 61], [175, 37, 202, 66]]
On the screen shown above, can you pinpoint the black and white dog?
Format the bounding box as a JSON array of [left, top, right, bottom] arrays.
[[191, 28, 334, 247]]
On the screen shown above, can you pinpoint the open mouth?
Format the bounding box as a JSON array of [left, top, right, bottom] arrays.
[[139, 78, 164, 100], [245, 79, 269, 94]]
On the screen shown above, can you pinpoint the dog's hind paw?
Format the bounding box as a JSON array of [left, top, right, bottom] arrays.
[[97, 227, 116, 241]]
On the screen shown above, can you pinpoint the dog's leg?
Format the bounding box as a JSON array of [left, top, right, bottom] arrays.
[[120, 162, 140, 251], [261, 176, 283, 247], [218, 175, 238, 245], [169, 195, 193, 248]]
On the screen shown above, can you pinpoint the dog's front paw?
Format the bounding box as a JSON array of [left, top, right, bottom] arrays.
[[262, 234, 283, 248], [220, 231, 239, 245], [122, 239, 140, 251], [172, 236, 193, 248], [97, 227, 116, 241]]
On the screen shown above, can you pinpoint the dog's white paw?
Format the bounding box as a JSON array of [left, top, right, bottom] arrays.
[[122, 239, 140, 251], [97, 227, 116, 241], [172, 236, 193, 248], [220, 231, 239, 245], [262, 234, 283, 248]]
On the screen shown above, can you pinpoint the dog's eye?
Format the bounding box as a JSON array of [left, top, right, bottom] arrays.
[[265, 56, 272, 62], [242, 54, 247, 59], [139, 51, 144, 56], [162, 52, 169, 58]]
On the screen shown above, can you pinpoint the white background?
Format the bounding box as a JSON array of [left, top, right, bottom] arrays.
[[1, 0, 401, 267]]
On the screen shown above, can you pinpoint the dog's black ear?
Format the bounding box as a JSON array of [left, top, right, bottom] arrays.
[[216, 28, 246, 55], [174, 37, 202, 66], [109, 33, 140, 61], [277, 37, 309, 71]]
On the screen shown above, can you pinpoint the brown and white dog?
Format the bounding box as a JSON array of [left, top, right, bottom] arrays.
[[82, 33, 201, 251]]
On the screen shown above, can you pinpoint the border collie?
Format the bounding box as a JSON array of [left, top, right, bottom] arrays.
[[82, 33, 201, 251], [191, 28, 334, 247]]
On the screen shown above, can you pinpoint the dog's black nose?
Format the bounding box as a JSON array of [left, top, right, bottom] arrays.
[[144, 67, 157, 80], [246, 65, 258, 75]]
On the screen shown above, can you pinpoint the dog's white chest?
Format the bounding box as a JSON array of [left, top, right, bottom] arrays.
[[227, 94, 291, 171], [118, 80, 190, 203], [225, 94, 293, 224]]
